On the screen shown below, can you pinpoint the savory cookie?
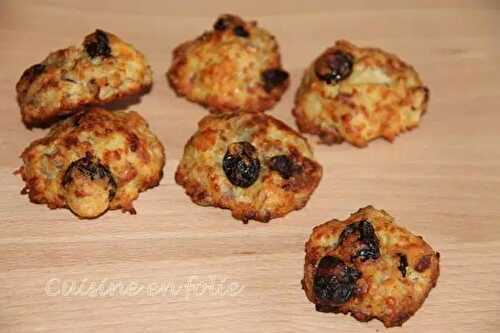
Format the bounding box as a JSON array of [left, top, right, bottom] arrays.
[[175, 112, 322, 222], [17, 29, 153, 127], [168, 14, 289, 113], [18, 108, 165, 218], [293, 40, 429, 147], [302, 206, 439, 327]]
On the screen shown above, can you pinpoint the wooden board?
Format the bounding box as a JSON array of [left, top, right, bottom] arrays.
[[1, 1, 499, 331]]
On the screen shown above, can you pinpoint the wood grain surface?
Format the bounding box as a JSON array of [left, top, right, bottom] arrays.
[[1, 1, 499, 332]]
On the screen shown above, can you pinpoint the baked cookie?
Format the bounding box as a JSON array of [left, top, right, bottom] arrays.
[[168, 14, 289, 113], [17, 29, 153, 127], [293, 40, 429, 147], [302, 206, 439, 327], [175, 112, 322, 222], [18, 108, 165, 218]]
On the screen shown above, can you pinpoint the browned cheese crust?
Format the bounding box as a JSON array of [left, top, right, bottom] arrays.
[[175, 112, 322, 222], [17, 30, 153, 127], [293, 40, 429, 147], [167, 14, 289, 113], [303, 206, 440, 327], [19, 108, 165, 218]]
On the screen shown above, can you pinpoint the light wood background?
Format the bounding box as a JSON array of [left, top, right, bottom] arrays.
[[0, 1, 499, 332]]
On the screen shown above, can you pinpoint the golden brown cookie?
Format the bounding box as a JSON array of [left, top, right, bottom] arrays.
[[18, 108, 165, 218], [302, 206, 439, 327], [167, 14, 289, 113], [293, 40, 429, 147], [175, 112, 322, 222], [16, 29, 153, 127]]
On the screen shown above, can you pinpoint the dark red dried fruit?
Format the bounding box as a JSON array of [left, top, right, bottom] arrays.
[[85, 29, 111, 58], [233, 25, 249, 37], [213, 17, 228, 31], [268, 155, 301, 179], [314, 256, 361, 305], [62, 153, 117, 199], [21, 63, 46, 83], [222, 142, 261, 188], [415, 254, 432, 272], [30, 64, 45, 76], [397, 253, 408, 277], [261, 69, 289, 92], [315, 50, 353, 84], [338, 220, 380, 262]]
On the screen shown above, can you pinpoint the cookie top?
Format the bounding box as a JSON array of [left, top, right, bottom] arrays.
[[168, 14, 289, 113], [16, 29, 153, 127], [302, 206, 440, 327], [293, 40, 429, 147], [19, 108, 165, 218], [175, 112, 322, 222]]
